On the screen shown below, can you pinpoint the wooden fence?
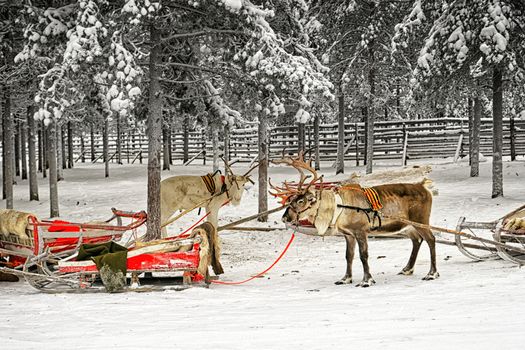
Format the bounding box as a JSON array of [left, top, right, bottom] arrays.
[[73, 117, 525, 165]]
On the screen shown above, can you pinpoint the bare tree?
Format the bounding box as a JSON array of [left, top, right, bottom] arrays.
[[144, 24, 163, 241], [67, 121, 73, 168], [258, 111, 268, 222], [56, 122, 64, 181], [27, 104, 39, 200], [335, 83, 345, 174], [20, 120, 27, 180], [103, 115, 109, 178], [492, 67, 503, 198], [2, 87, 14, 208], [470, 95, 481, 177], [47, 120, 59, 217]]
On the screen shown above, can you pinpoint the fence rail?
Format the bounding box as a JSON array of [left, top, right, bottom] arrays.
[[71, 117, 525, 165]]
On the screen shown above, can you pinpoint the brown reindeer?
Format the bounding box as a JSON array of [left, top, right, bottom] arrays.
[[272, 153, 438, 287]]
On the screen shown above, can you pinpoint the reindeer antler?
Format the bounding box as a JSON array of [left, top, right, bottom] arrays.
[[269, 178, 297, 204], [243, 162, 259, 177], [271, 150, 320, 191]]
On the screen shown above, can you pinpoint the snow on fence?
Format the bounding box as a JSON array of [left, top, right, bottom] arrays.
[[72, 117, 525, 165]]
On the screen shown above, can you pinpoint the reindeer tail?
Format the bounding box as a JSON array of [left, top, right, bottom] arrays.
[[421, 178, 438, 196]]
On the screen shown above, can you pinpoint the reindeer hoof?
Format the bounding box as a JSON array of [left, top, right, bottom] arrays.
[[398, 268, 414, 276], [334, 277, 352, 285], [356, 278, 376, 288], [422, 272, 440, 281]]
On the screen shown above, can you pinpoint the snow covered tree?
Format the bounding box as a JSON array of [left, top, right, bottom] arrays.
[[308, 0, 411, 174], [393, 0, 525, 197], [118, 0, 333, 233]]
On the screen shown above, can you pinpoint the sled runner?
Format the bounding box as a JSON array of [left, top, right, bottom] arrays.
[[456, 204, 525, 265]]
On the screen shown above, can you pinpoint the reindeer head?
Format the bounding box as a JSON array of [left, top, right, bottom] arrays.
[[223, 158, 258, 206], [270, 151, 322, 225]]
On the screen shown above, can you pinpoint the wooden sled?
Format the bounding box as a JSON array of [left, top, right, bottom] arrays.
[[0, 209, 207, 292]]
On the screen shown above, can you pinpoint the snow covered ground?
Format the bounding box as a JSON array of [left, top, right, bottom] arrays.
[[1, 157, 525, 349]]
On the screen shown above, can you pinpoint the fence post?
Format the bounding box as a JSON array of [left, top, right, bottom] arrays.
[[202, 129, 206, 165], [90, 123, 95, 162], [354, 122, 359, 166], [183, 116, 189, 164], [80, 133, 85, 163], [402, 123, 408, 166], [454, 129, 465, 163], [510, 116, 516, 161], [313, 114, 320, 170]]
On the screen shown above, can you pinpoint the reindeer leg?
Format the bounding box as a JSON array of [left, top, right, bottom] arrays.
[[205, 209, 219, 230], [335, 232, 356, 285], [420, 228, 439, 280], [355, 232, 375, 287], [399, 227, 423, 276]]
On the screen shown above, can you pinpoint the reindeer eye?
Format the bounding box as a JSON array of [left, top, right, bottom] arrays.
[[297, 199, 305, 204]]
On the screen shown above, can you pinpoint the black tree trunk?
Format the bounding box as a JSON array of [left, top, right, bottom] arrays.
[[258, 111, 268, 222], [27, 105, 39, 201], [47, 121, 59, 217], [144, 25, 163, 241], [491, 67, 503, 198]]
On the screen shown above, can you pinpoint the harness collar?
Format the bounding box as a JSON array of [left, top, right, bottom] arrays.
[[337, 184, 384, 228], [331, 193, 344, 226]]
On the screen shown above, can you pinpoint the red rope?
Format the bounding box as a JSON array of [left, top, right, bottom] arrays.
[[211, 232, 295, 285], [168, 200, 231, 240]]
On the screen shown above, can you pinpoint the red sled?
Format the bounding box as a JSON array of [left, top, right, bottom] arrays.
[[0, 208, 206, 292]]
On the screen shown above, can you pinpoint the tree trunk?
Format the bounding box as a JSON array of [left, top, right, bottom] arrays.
[[56, 123, 64, 181], [468, 98, 473, 166], [366, 66, 375, 175], [144, 24, 163, 241], [103, 116, 109, 178], [313, 113, 320, 171], [27, 105, 39, 201], [21, 120, 28, 180], [491, 67, 503, 198], [212, 123, 219, 173], [14, 121, 20, 177], [42, 121, 47, 178], [258, 111, 268, 222], [183, 115, 189, 164], [162, 122, 170, 171], [67, 121, 73, 168], [47, 120, 59, 217], [90, 123, 96, 162], [80, 133, 85, 163], [297, 121, 305, 155], [335, 84, 345, 174], [116, 113, 122, 165], [2, 105, 5, 200], [38, 123, 43, 173], [223, 125, 230, 163], [167, 121, 173, 165], [470, 96, 481, 177], [2, 87, 14, 208], [61, 124, 66, 169]]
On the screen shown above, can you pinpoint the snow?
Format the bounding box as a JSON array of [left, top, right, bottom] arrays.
[[1, 158, 525, 349]]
